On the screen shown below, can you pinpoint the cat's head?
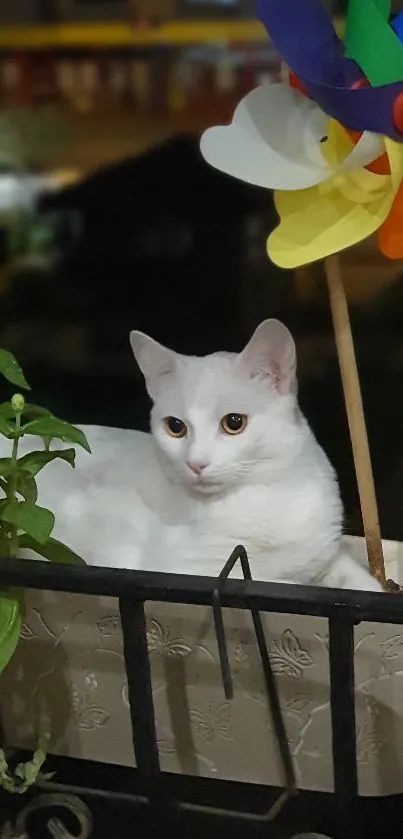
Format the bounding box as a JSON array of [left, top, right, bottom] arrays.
[[130, 320, 303, 495]]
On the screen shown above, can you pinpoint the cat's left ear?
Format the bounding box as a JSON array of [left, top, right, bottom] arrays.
[[236, 319, 296, 395], [130, 331, 178, 399]]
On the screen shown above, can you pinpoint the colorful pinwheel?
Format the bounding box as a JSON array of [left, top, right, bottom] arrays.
[[201, 0, 403, 268], [201, 0, 403, 585]]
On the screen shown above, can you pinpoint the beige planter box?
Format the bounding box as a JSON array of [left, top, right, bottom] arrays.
[[1, 535, 402, 797]]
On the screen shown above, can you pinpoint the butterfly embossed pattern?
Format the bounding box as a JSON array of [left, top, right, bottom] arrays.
[[189, 702, 233, 743], [270, 629, 315, 679], [146, 619, 193, 658], [381, 634, 403, 660]]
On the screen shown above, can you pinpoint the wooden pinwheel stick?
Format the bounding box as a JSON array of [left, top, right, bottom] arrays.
[[324, 254, 386, 584]]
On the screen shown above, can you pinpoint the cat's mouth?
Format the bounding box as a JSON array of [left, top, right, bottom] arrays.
[[191, 483, 223, 495], [187, 473, 226, 495]]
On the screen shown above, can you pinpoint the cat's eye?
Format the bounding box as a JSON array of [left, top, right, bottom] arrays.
[[164, 416, 187, 438], [220, 413, 248, 435]]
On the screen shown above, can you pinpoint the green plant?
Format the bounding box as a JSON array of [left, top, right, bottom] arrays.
[[0, 348, 91, 794], [0, 732, 53, 794], [0, 349, 90, 670]]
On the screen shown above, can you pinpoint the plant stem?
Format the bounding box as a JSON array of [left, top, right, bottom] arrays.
[[7, 413, 20, 557]]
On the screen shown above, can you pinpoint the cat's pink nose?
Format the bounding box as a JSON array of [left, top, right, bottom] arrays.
[[187, 460, 209, 476]]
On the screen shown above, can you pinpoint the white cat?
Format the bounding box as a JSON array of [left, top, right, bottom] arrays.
[[16, 319, 381, 590]]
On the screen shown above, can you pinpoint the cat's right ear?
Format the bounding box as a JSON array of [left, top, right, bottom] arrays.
[[130, 331, 177, 399], [236, 319, 296, 395]]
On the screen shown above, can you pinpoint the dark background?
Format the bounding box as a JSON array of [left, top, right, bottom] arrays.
[[0, 0, 401, 542], [0, 134, 401, 541]]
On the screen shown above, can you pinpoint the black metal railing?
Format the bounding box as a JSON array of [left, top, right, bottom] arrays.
[[1, 547, 403, 837]]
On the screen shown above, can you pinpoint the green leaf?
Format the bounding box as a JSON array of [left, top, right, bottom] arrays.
[[0, 499, 9, 519], [14, 746, 47, 788], [0, 458, 12, 477], [0, 749, 15, 792], [1, 502, 54, 544], [18, 448, 76, 477], [0, 402, 14, 419], [22, 403, 52, 419], [16, 472, 38, 504], [0, 458, 41, 503], [0, 349, 30, 390], [0, 403, 51, 420], [21, 417, 91, 453], [0, 417, 16, 439], [1, 732, 52, 793], [20, 534, 85, 565], [0, 592, 21, 676]]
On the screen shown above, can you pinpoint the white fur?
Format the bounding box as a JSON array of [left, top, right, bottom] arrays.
[[12, 320, 381, 591]]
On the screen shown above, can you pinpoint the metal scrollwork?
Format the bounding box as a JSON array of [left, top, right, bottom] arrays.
[[1, 794, 93, 839]]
